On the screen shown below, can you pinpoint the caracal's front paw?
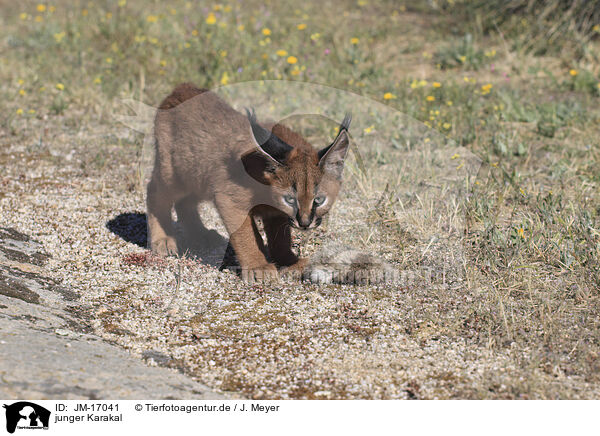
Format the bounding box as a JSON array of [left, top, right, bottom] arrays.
[[150, 236, 178, 256], [279, 257, 309, 281], [241, 262, 279, 284]]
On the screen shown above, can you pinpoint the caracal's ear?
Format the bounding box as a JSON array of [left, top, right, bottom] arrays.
[[246, 108, 293, 167], [318, 113, 352, 180]]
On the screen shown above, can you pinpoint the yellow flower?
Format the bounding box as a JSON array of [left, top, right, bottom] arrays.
[[350, 37, 359, 44], [19, 12, 27, 20], [297, 23, 306, 30], [287, 56, 298, 64], [447, 100, 453, 106], [148, 37, 158, 44], [363, 125, 374, 134], [426, 95, 435, 102], [517, 227, 525, 238], [484, 49, 496, 57], [16, 108, 24, 115], [237, 24, 245, 31], [54, 32, 66, 43], [160, 59, 167, 67], [49, 5, 55, 12], [34, 15, 43, 22], [451, 153, 460, 160], [37, 4, 46, 12], [481, 83, 493, 95], [569, 69, 578, 76], [170, 8, 176, 15], [191, 29, 198, 36], [17, 79, 24, 85], [432, 82, 442, 88], [39, 86, 46, 92], [55, 83, 64, 90], [310, 33, 320, 41], [224, 5, 232, 12], [205, 12, 216, 24], [105, 57, 113, 64], [28, 109, 35, 114], [220, 71, 229, 85], [220, 50, 227, 57], [262, 28, 271, 36], [443, 122, 451, 129], [19, 89, 26, 96], [383, 92, 396, 100], [276, 49, 288, 57], [594, 24, 600, 33], [94, 77, 102, 84], [118, 0, 127, 6], [147, 15, 158, 23], [106, 12, 112, 19], [82, 9, 88, 16], [213, 4, 223, 10], [184, 42, 190, 48]]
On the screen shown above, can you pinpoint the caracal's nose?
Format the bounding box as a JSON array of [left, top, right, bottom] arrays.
[[298, 213, 311, 229]]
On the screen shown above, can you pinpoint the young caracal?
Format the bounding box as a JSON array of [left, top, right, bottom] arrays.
[[147, 83, 351, 282]]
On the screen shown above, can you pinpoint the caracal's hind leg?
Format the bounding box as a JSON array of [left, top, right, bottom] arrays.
[[146, 176, 178, 256]]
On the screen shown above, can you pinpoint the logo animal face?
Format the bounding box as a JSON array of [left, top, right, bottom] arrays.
[[3, 402, 50, 434]]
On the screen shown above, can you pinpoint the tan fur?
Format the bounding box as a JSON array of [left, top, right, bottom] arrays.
[[304, 243, 396, 284], [147, 83, 350, 282]]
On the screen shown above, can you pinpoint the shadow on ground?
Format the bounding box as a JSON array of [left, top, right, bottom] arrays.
[[106, 212, 236, 269], [106, 212, 148, 248]]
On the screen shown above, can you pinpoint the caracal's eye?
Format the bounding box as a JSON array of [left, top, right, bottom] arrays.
[[283, 195, 296, 206], [314, 195, 326, 206]]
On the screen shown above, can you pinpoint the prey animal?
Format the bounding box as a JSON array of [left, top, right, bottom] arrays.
[[147, 83, 351, 282]]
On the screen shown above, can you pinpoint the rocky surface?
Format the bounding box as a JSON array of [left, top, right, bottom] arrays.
[[0, 227, 224, 399]]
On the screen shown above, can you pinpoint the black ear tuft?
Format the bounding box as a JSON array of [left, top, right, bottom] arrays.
[[246, 107, 293, 164], [318, 112, 352, 161], [340, 112, 352, 132], [245, 107, 269, 145]]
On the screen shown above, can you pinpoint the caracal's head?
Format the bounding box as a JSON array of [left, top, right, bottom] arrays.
[[245, 109, 351, 230]]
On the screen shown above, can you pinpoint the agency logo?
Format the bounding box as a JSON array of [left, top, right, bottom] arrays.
[[2, 402, 50, 434]]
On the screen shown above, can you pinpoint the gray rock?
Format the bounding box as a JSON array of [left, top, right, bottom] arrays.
[[0, 227, 224, 400]]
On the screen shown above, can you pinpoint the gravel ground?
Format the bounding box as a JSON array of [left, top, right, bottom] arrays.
[[1, 115, 598, 400]]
